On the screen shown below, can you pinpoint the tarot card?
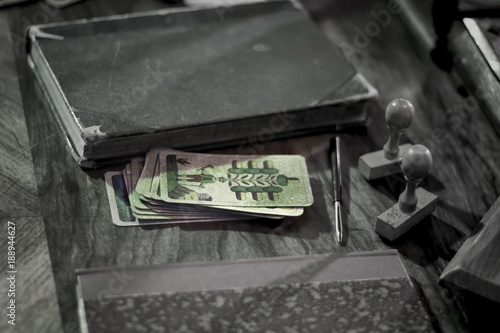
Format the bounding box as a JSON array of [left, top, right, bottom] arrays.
[[128, 155, 200, 219], [105, 172, 255, 226], [132, 150, 165, 216], [159, 150, 314, 207], [105, 171, 136, 226], [135, 149, 162, 200], [122, 164, 130, 196], [130, 157, 145, 190], [150, 170, 303, 218]]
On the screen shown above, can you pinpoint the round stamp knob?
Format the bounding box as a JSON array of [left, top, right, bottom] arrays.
[[401, 144, 432, 181], [399, 144, 432, 212], [383, 99, 415, 159], [386, 98, 415, 131]]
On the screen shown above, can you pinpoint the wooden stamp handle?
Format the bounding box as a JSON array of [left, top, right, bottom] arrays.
[[383, 99, 414, 159], [398, 145, 432, 212]]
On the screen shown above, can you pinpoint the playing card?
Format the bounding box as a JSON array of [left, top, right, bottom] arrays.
[[137, 150, 295, 217], [106, 148, 312, 226], [123, 163, 132, 201], [159, 150, 313, 207], [119, 156, 215, 219], [135, 149, 162, 201], [130, 153, 245, 219], [105, 172, 256, 226], [105, 171, 136, 226], [130, 157, 145, 190], [131, 150, 165, 217], [142, 200, 287, 220], [153, 156, 302, 217]]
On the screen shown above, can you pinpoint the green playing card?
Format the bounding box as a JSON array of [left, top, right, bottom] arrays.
[[135, 149, 162, 201], [105, 171, 256, 225], [130, 157, 145, 190], [159, 150, 314, 207]]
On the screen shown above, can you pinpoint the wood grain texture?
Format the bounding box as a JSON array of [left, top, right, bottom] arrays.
[[5, 0, 500, 332], [0, 217, 63, 333], [0, 10, 63, 333], [0, 14, 40, 219]]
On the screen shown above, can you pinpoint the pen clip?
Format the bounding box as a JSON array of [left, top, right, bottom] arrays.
[[330, 136, 342, 202], [334, 200, 343, 244]]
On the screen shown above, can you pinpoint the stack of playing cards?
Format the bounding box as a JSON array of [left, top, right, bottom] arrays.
[[105, 149, 314, 226]]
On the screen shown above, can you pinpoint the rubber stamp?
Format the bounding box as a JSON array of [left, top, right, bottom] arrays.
[[358, 98, 414, 180], [376, 145, 438, 241]]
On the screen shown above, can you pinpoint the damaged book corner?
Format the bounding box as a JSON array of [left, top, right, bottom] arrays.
[[26, 0, 377, 168]]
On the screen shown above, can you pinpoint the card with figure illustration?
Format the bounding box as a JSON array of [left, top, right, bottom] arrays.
[[159, 150, 313, 207], [105, 171, 256, 225]]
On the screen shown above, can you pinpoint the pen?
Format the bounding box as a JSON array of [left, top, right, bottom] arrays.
[[330, 136, 344, 245]]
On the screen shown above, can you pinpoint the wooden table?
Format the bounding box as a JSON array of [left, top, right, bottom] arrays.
[[1, 0, 500, 332]]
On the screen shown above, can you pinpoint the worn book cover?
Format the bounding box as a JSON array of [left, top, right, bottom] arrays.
[[395, 0, 500, 136], [440, 197, 500, 303], [450, 17, 500, 136], [76, 250, 434, 332], [27, 0, 377, 168]]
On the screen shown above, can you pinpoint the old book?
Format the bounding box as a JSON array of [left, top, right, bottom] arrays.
[[0, 0, 83, 8], [0, 0, 30, 7], [449, 17, 500, 136], [26, 0, 377, 168], [395, 0, 500, 136], [76, 250, 434, 332], [440, 197, 500, 303]]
